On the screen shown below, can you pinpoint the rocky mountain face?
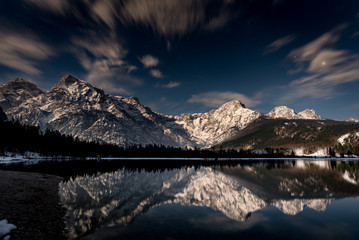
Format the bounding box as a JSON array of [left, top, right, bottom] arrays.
[[174, 100, 262, 146], [1, 74, 345, 149], [217, 118, 359, 154], [7, 75, 194, 147], [0, 77, 45, 111], [1, 75, 265, 147]]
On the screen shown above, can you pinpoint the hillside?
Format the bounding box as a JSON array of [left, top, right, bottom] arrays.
[[216, 118, 359, 155]]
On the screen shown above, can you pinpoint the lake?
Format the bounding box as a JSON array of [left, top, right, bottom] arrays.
[[57, 159, 359, 239]]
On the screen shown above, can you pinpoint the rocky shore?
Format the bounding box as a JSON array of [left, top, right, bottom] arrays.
[[0, 170, 66, 240]]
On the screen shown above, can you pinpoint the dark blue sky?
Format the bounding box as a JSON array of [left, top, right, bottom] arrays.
[[0, 0, 359, 119]]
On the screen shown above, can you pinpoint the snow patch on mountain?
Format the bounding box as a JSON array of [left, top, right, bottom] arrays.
[[338, 132, 359, 145], [345, 118, 359, 123], [267, 106, 323, 120], [174, 100, 262, 147], [293, 148, 329, 157], [298, 109, 323, 120]]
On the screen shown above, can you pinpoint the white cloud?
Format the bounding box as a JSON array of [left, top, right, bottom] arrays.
[[139, 55, 159, 68], [264, 35, 296, 54], [150, 69, 164, 78], [0, 28, 54, 75], [119, 0, 237, 37], [73, 33, 142, 95], [188, 91, 260, 108], [280, 24, 359, 102], [155, 81, 181, 88]]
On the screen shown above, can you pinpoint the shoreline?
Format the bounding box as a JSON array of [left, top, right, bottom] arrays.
[[0, 170, 66, 240]]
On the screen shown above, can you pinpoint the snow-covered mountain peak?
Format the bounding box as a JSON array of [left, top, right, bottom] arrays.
[[298, 109, 323, 120], [267, 106, 297, 119], [49, 75, 107, 103], [345, 117, 359, 123], [52, 74, 101, 94], [3, 77, 43, 93], [54, 74, 84, 88], [2, 74, 329, 148], [218, 100, 246, 110], [0, 77, 45, 111], [267, 106, 323, 120], [174, 100, 262, 147]]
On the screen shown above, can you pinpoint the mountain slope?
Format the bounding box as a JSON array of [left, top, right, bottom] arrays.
[[174, 100, 262, 146], [217, 118, 359, 153], [8, 75, 194, 147], [3, 75, 263, 147], [0, 77, 45, 111], [2, 74, 354, 149]]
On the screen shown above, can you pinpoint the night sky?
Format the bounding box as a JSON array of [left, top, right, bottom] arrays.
[[0, 0, 359, 120]]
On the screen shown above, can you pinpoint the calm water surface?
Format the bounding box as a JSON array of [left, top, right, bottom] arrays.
[[59, 160, 359, 239]]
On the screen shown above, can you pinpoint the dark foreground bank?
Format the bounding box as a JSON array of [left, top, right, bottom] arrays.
[[0, 170, 66, 240]]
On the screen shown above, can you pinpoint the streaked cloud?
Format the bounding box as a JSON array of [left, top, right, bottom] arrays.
[[264, 35, 296, 54], [280, 24, 359, 102], [0, 28, 54, 75], [88, 0, 119, 28], [119, 0, 238, 37], [139, 55, 159, 68], [150, 69, 164, 78], [26, 0, 238, 36], [188, 91, 260, 108], [25, 0, 70, 15], [25, 0, 120, 29], [73, 33, 142, 95], [155, 81, 181, 88]]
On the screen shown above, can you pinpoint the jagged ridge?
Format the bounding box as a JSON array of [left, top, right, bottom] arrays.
[[0, 74, 337, 148]]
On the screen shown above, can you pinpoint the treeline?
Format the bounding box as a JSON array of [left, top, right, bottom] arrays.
[[0, 120, 292, 158], [0, 120, 119, 157], [334, 145, 359, 157]]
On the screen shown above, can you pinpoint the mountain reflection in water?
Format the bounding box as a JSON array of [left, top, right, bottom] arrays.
[[59, 160, 359, 239]]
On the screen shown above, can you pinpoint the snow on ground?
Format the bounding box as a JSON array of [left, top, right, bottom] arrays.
[[0, 152, 44, 164], [338, 132, 359, 145], [307, 148, 328, 157], [0, 219, 16, 240], [293, 148, 328, 157], [338, 133, 351, 145]]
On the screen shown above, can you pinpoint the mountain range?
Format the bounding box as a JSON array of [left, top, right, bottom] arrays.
[[1, 75, 359, 153]]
